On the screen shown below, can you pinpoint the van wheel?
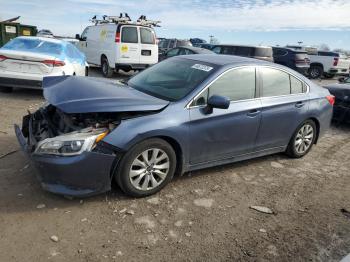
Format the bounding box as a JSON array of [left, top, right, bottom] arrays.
[[0, 86, 13, 93], [309, 66, 323, 79], [115, 138, 176, 197], [101, 57, 113, 78], [286, 120, 316, 158]]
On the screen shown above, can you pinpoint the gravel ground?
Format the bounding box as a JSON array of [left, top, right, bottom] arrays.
[[0, 70, 349, 262]]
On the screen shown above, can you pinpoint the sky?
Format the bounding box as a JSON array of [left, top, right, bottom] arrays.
[[1, 0, 350, 50]]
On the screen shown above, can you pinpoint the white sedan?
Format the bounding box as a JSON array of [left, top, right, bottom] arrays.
[[0, 36, 89, 92]]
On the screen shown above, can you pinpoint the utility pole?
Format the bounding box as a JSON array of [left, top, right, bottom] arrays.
[[209, 35, 214, 44]]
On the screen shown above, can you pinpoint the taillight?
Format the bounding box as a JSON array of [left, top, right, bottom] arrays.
[[326, 95, 335, 106], [333, 57, 339, 66], [115, 32, 120, 43], [42, 60, 65, 67], [0, 55, 7, 62]]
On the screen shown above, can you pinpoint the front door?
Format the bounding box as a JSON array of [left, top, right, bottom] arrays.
[[188, 67, 262, 164]]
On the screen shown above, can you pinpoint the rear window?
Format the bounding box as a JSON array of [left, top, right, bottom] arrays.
[[140, 28, 155, 44], [121, 27, 138, 43], [254, 47, 273, 57], [2, 38, 62, 55]]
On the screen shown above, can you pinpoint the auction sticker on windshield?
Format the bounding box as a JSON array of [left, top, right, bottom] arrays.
[[191, 64, 213, 72]]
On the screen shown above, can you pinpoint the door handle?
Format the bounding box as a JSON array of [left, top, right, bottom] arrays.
[[247, 109, 261, 117], [295, 101, 305, 108]]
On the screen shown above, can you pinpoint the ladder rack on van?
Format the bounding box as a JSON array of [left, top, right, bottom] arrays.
[[90, 14, 161, 28]]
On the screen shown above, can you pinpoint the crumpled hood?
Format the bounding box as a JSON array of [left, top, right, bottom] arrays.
[[43, 76, 169, 113]]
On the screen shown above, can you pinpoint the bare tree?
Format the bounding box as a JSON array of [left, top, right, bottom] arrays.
[[318, 43, 331, 51]]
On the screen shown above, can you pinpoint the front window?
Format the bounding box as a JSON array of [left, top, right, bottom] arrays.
[[2, 38, 63, 55], [128, 58, 217, 101]]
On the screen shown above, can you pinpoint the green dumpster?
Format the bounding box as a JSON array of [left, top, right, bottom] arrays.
[[0, 22, 37, 47]]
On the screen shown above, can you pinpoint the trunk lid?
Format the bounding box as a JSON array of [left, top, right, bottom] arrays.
[[0, 50, 57, 74], [43, 76, 169, 113]]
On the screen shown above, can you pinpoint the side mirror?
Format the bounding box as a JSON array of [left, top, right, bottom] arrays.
[[204, 95, 230, 114], [75, 34, 80, 40], [339, 77, 345, 83]]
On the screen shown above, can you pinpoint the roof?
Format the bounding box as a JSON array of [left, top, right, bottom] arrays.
[[179, 46, 213, 54], [180, 54, 269, 66], [212, 44, 272, 49], [15, 36, 67, 45]]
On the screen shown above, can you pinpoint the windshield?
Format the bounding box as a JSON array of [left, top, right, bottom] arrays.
[[128, 58, 217, 101], [2, 38, 63, 55]]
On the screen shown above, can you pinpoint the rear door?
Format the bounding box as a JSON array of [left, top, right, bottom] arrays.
[[119, 25, 139, 64], [139, 27, 158, 64], [255, 66, 309, 151]]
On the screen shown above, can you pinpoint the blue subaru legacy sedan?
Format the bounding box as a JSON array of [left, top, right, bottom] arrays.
[[15, 55, 334, 197]]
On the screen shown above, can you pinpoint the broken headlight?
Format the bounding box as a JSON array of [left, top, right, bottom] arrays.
[[35, 128, 108, 156]]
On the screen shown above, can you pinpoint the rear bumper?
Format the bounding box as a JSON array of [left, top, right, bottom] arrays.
[[115, 63, 153, 70], [294, 66, 309, 76], [0, 77, 42, 89], [329, 68, 350, 76], [14, 124, 117, 197]]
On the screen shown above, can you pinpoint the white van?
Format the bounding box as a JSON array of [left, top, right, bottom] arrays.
[[76, 18, 158, 77]]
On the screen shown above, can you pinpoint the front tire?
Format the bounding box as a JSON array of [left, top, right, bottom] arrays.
[[286, 120, 317, 158], [116, 138, 177, 197], [101, 57, 114, 78]]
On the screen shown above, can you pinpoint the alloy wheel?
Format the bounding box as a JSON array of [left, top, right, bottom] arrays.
[[294, 124, 314, 154], [129, 148, 170, 191]]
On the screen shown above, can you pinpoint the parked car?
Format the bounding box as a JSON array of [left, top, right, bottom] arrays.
[[272, 47, 310, 76], [212, 44, 274, 62], [0, 36, 88, 92], [159, 46, 214, 61], [330, 53, 350, 77], [158, 38, 192, 55], [196, 43, 214, 50], [76, 17, 158, 77], [323, 77, 350, 123], [287, 46, 348, 79], [37, 29, 54, 38], [15, 55, 333, 198], [190, 38, 207, 47]]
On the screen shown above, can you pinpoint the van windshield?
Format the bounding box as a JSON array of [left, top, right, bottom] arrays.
[[128, 58, 217, 101]]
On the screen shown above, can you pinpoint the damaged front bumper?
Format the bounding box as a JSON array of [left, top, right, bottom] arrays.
[[15, 122, 119, 198]]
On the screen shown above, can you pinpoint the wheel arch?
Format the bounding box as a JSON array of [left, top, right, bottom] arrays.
[[310, 62, 324, 70], [110, 135, 185, 181], [308, 117, 320, 144]]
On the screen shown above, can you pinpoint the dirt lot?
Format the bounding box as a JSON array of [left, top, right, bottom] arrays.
[[0, 71, 349, 262]]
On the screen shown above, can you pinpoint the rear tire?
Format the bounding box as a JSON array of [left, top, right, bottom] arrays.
[[115, 138, 177, 197], [101, 57, 114, 78], [0, 86, 13, 93], [308, 65, 323, 79], [286, 120, 317, 158]]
